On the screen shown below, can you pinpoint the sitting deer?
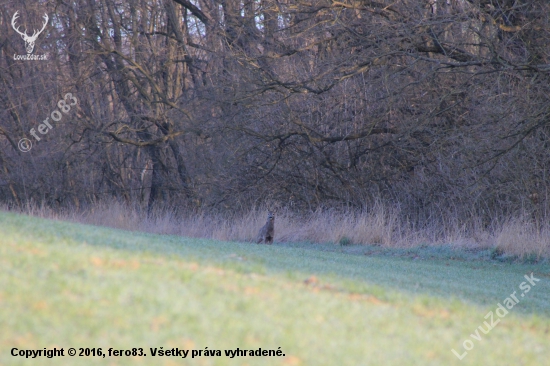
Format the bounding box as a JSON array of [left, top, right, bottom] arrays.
[[256, 211, 275, 244]]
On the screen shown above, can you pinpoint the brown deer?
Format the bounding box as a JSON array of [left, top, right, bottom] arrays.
[[256, 211, 275, 244]]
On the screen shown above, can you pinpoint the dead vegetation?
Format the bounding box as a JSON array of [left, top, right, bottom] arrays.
[[6, 201, 548, 260], [1, 1, 550, 259]]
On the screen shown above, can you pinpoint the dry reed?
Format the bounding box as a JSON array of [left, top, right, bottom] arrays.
[[3, 201, 549, 259]]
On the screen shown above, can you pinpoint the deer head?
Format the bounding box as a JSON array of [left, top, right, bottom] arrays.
[[12, 11, 49, 54]]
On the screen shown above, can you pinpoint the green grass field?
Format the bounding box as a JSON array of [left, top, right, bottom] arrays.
[[1, 211, 549, 365]]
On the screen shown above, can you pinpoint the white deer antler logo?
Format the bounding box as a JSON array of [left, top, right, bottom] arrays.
[[11, 11, 49, 54]]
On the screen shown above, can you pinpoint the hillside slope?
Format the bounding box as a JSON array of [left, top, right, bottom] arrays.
[[1, 212, 549, 365]]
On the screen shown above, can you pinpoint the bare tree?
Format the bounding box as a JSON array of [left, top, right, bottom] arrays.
[[0, 0, 549, 227]]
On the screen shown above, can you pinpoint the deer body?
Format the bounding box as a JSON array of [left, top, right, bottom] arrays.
[[256, 211, 275, 244]]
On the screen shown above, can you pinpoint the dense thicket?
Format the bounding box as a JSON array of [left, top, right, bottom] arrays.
[[1, 0, 549, 227]]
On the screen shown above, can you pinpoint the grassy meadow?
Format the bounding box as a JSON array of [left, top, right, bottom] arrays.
[[0, 210, 549, 365]]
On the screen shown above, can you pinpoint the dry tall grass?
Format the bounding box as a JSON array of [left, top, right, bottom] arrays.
[[3, 201, 549, 259]]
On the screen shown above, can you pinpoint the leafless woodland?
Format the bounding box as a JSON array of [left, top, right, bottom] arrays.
[[1, 0, 550, 242]]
